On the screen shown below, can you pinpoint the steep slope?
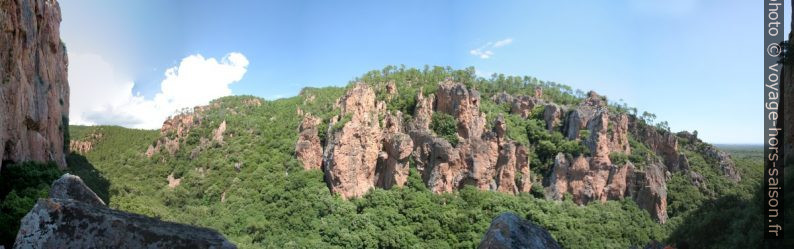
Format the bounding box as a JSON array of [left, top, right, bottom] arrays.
[[0, 0, 70, 169]]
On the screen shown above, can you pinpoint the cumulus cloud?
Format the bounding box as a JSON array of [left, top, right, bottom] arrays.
[[68, 52, 249, 129], [469, 38, 513, 59]]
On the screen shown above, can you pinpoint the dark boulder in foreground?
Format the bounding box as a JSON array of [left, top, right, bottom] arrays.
[[14, 174, 236, 249], [478, 212, 561, 249], [48, 173, 105, 206]]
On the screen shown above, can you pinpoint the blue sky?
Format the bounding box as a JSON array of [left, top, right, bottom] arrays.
[[60, 0, 766, 144]]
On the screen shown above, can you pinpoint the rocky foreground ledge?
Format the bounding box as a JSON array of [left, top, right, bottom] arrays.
[[13, 174, 236, 249]]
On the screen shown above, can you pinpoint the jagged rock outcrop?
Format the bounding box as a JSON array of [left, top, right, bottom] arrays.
[[478, 212, 561, 249], [322, 84, 383, 199], [510, 95, 540, 119], [543, 104, 563, 132], [306, 82, 533, 197], [376, 129, 413, 189], [412, 82, 531, 195], [585, 111, 612, 166], [676, 131, 740, 182], [435, 80, 487, 140], [295, 114, 323, 170], [491, 91, 543, 119], [546, 152, 667, 223], [69, 140, 92, 154], [491, 91, 513, 105], [14, 174, 236, 248], [516, 146, 532, 193], [411, 88, 435, 131], [608, 114, 631, 154], [410, 130, 467, 193], [68, 131, 102, 154], [564, 91, 605, 140], [628, 117, 680, 172], [628, 162, 668, 223], [0, 0, 70, 169], [147, 107, 207, 157]]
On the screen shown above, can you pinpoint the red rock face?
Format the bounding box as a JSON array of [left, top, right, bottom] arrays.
[[608, 114, 630, 154], [296, 114, 323, 170], [304, 81, 533, 197], [516, 145, 532, 193], [410, 130, 468, 193], [545, 151, 666, 223], [322, 84, 383, 199], [586, 111, 612, 166], [435, 80, 487, 140], [0, 0, 70, 169], [629, 162, 668, 223]]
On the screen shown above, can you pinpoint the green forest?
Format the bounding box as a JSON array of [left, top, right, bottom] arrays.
[[1, 66, 790, 248]]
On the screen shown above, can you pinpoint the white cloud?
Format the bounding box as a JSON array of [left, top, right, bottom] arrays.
[[469, 49, 494, 59], [492, 38, 513, 48], [469, 38, 513, 59], [68, 52, 249, 129]]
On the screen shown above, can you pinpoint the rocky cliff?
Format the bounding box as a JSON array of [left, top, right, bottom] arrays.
[[14, 174, 236, 248], [303, 82, 532, 199], [0, 0, 70, 170], [295, 78, 738, 224]]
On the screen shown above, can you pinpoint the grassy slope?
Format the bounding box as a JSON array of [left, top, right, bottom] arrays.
[[59, 66, 769, 248]]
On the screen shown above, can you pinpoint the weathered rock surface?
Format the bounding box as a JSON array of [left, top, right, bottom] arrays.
[[585, 111, 612, 166], [49, 173, 105, 206], [410, 130, 468, 193], [543, 104, 563, 132], [510, 95, 540, 119], [308, 82, 533, 198], [322, 84, 383, 199], [0, 0, 70, 169], [376, 131, 413, 189], [628, 161, 668, 223], [435, 80, 487, 140], [14, 199, 236, 249], [296, 114, 323, 170], [608, 114, 631, 154], [628, 117, 680, 172], [563, 91, 605, 140], [478, 212, 561, 249], [546, 150, 667, 223], [14, 174, 236, 248]]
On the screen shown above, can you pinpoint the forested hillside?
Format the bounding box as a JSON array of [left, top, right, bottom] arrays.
[[2, 66, 774, 248]]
